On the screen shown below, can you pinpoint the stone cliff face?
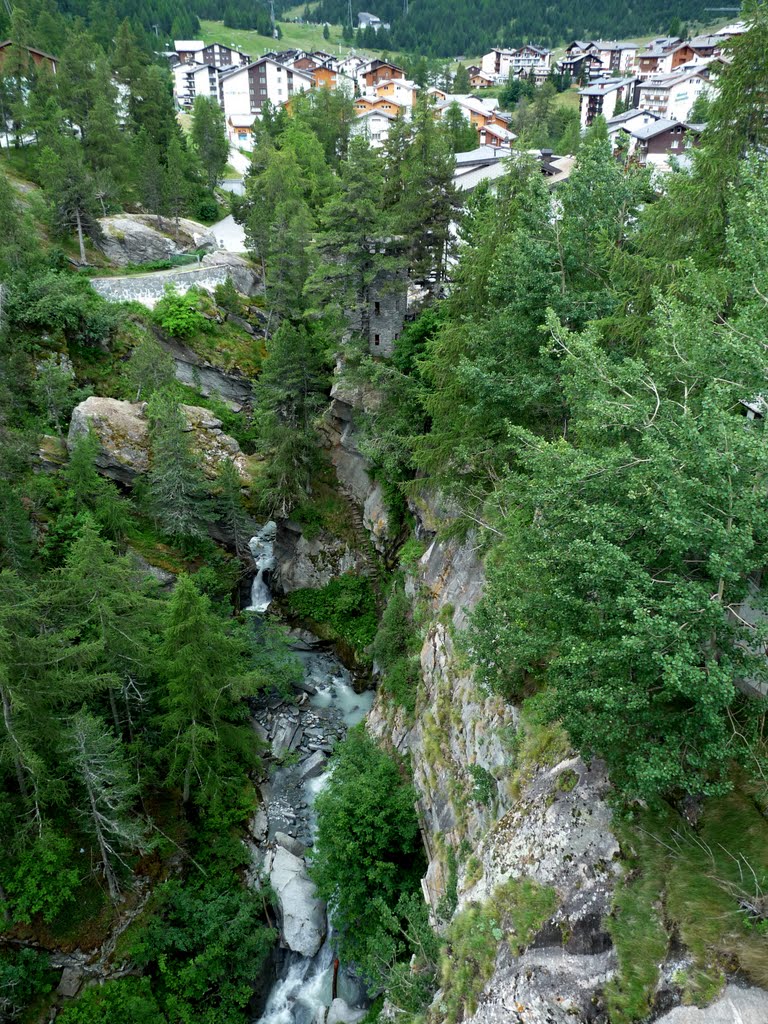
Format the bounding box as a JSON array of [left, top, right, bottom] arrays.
[[328, 386, 768, 1024], [366, 533, 621, 1023]]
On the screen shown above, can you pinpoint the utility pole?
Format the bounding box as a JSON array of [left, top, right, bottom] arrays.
[[269, 0, 276, 37], [347, 0, 353, 31]]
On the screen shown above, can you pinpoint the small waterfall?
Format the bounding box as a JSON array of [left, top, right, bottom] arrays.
[[247, 521, 278, 612], [257, 943, 334, 1024]]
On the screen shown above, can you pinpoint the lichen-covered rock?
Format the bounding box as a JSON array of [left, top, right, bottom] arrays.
[[97, 214, 216, 265], [322, 382, 390, 553], [367, 532, 620, 1024], [67, 396, 254, 484]]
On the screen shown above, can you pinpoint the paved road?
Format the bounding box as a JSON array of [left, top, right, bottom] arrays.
[[228, 145, 251, 176], [211, 213, 246, 253]]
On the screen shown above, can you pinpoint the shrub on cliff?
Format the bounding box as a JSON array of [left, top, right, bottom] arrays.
[[310, 727, 426, 966]]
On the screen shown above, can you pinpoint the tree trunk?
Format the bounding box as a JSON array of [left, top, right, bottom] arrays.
[[75, 207, 86, 265], [182, 758, 192, 804], [108, 686, 122, 736], [86, 779, 120, 902], [1, 683, 29, 803]]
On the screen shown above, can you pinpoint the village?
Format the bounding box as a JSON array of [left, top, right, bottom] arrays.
[[162, 16, 747, 181]]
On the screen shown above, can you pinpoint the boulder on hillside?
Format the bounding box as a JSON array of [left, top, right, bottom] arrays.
[[268, 846, 326, 957], [97, 214, 216, 266], [67, 396, 254, 485], [201, 250, 261, 296]]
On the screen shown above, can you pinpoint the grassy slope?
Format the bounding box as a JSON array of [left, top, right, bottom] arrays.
[[199, 18, 393, 62]]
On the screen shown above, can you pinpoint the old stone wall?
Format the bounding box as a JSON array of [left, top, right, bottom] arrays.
[[91, 264, 242, 308]]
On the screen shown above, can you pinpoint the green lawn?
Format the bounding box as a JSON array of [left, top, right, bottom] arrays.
[[199, 18, 390, 62]]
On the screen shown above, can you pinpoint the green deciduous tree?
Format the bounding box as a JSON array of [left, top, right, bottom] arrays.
[[311, 728, 425, 963]]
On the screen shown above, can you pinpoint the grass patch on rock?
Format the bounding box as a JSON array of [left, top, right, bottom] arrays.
[[285, 573, 377, 658], [606, 780, 768, 1022], [437, 878, 558, 1024]]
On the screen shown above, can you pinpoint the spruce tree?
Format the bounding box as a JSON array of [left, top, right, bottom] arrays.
[[191, 95, 229, 191], [146, 395, 209, 540]]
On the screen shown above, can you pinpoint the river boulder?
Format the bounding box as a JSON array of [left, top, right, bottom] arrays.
[[326, 998, 367, 1024], [268, 847, 326, 958], [67, 396, 254, 485]]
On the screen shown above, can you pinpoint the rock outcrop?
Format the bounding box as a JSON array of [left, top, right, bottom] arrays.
[[323, 379, 391, 554], [201, 250, 261, 296], [273, 519, 370, 593], [158, 336, 254, 411], [67, 396, 255, 484], [97, 214, 216, 265]]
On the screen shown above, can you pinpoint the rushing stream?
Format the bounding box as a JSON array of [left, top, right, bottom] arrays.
[[246, 544, 374, 1024]]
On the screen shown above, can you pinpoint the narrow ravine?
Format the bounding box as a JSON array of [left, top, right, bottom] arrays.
[[244, 533, 373, 1024]]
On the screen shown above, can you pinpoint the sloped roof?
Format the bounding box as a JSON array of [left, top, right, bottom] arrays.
[[174, 40, 204, 50]]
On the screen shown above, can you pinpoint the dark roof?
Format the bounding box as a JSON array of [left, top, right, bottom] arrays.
[[0, 40, 58, 61]]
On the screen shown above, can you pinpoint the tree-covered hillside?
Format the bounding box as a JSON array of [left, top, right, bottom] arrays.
[[313, 0, 713, 55]]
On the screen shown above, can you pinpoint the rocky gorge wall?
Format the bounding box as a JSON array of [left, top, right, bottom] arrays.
[[328, 381, 768, 1024]]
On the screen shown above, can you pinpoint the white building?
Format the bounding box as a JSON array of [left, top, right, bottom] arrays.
[[605, 106, 661, 145], [480, 45, 551, 83], [590, 40, 639, 73], [578, 77, 638, 128], [219, 57, 313, 121], [637, 68, 714, 121], [352, 109, 396, 147], [368, 78, 420, 106], [173, 62, 220, 108]]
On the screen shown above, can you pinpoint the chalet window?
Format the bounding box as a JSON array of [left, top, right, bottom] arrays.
[[374, 334, 380, 345], [375, 301, 381, 315]]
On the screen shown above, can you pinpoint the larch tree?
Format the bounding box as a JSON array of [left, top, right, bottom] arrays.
[[66, 710, 147, 901], [157, 575, 257, 804]]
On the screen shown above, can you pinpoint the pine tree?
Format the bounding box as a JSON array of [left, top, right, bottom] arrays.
[[146, 396, 210, 540], [392, 99, 460, 286], [305, 136, 397, 337], [452, 63, 471, 92], [125, 334, 176, 401], [253, 321, 329, 516], [442, 101, 478, 153], [37, 139, 101, 264], [164, 135, 190, 239], [57, 28, 105, 141], [215, 458, 251, 559]]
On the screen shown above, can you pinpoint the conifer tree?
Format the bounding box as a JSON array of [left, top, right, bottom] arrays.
[[157, 574, 256, 803], [66, 710, 146, 901], [125, 334, 176, 402], [191, 95, 229, 191], [146, 396, 209, 540], [38, 138, 101, 264], [215, 458, 251, 559], [305, 136, 395, 337]]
